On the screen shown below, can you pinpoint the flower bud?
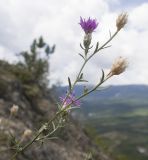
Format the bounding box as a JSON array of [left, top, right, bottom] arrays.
[[83, 33, 92, 49], [10, 104, 19, 116], [108, 57, 128, 77], [116, 13, 128, 31]]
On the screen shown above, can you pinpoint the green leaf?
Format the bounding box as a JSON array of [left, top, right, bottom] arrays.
[[79, 79, 88, 82], [68, 77, 72, 92], [100, 69, 105, 83], [103, 45, 112, 49], [88, 45, 93, 49], [68, 107, 80, 111], [57, 103, 62, 110], [79, 73, 83, 80], [78, 53, 85, 60], [80, 43, 85, 50], [78, 73, 88, 82], [51, 45, 55, 53], [30, 39, 37, 53], [37, 36, 46, 48], [94, 42, 99, 52], [52, 122, 56, 130], [45, 45, 55, 55], [45, 45, 50, 55]]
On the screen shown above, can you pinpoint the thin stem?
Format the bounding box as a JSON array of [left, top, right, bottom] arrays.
[[72, 60, 87, 89], [72, 30, 119, 92], [37, 124, 60, 141], [76, 75, 112, 101], [11, 29, 119, 160], [61, 51, 87, 105], [87, 30, 119, 61], [62, 30, 119, 104]]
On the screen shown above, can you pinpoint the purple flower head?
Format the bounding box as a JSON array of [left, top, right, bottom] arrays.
[[60, 93, 81, 108], [79, 17, 98, 34]]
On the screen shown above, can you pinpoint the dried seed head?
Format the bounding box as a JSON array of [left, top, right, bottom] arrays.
[[21, 129, 32, 141], [0, 118, 2, 125], [108, 57, 128, 76], [116, 13, 128, 31], [10, 104, 19, 116]]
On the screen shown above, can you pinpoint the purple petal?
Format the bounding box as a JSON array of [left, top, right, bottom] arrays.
[[79, 17, 98, 34]]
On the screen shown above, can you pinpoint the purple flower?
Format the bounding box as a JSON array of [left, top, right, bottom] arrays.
[[60, 93, 81, 107], [79, 17, 98, 34]]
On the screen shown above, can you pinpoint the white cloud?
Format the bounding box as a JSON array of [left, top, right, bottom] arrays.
[[0, 0, 148, 86]]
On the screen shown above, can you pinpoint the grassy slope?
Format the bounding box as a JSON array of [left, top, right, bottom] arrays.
[[78, 97, 148, 160]]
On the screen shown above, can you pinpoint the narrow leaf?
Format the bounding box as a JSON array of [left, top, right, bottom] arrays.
[[79, 79, 88, 82], [79, 73, 83, 80], [80, 43, 85, 50], [89, 45, 93, 49], [103, 45, 112, 49], [52, 122, 56, 130], [100, 69, 105, 83], [67, 107, 80, 111], [68, 77, 72, 92], [78, 53, 85, 60], [94, 42, 99, 52]]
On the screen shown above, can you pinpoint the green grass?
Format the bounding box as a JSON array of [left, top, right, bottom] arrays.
[[84, 110, 148, 160], [126, 108, 148, 116]]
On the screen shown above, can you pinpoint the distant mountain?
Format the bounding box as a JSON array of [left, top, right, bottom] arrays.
[[58, 85, 148, 100], [57, 85, 148, 118]]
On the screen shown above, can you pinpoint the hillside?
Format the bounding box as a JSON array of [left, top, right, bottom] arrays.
[[0, 36, 112, 160], [57, 85, 148, 160]]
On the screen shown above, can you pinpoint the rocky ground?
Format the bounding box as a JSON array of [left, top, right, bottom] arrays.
[[0, 60, 111, 160]]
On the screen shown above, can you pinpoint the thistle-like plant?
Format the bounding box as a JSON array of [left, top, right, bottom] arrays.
[[9, 13, 128, 160]]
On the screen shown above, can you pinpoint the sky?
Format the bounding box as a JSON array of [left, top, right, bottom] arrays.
[[0, 0, 148, 86]]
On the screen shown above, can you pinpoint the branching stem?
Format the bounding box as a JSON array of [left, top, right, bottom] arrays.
[[11, 29, 119, 159]]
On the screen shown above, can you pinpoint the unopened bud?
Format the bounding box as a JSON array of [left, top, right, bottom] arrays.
[[116, 13, 128, 31], [0, 118, 2, 125], [83, 33, 92, 49], [21, 129, 32, 141], [10, 104, 19, 116], [108, 57, 128, 77]]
